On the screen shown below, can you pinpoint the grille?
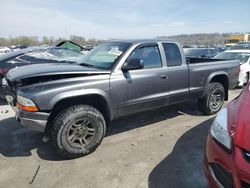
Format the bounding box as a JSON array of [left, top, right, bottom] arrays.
[[242, 181, 250, 188], [209, 163, 233, 188]]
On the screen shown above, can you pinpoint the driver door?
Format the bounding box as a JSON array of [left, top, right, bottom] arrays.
[[110, 43, 169, 117]]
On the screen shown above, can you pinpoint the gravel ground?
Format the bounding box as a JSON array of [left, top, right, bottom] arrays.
[[0, 89, 242, 188]]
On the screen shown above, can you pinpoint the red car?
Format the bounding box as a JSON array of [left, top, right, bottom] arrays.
[[204, 82, 250, 188]]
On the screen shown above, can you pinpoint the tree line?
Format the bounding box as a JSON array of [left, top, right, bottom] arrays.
[[167, 33, 228, 46], [0, 35, 105, 47], [0, 32, 249, 47], [165, 32, 249, 46]]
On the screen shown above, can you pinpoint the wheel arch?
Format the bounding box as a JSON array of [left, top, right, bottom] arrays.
[[47, 89, 112, 130], [206, 72, 229, 101]]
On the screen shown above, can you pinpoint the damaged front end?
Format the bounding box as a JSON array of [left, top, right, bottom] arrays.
[[3, 67, 109, 132], [3, 63, 111, 132], [12, 73, 105, 87], [2, 75, 50, 132], [2, 77, 18, 106]]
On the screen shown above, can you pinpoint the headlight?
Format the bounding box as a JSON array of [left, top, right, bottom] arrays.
[[16, 95, 38, 112], [210, 108, 231, 150]]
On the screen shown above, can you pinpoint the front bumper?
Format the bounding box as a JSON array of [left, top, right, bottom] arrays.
[[10, 102, 49, 132], [17, 109, 49, 132], [204, 134, 250, 188]]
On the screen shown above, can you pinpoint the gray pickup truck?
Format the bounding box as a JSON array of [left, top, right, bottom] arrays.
[[4, 39, 239, 158]]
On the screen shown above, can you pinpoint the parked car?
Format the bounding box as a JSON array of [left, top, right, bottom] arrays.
[[229, 42, 250, 50], [0, 46, 11, 54], [204, 81, 250, 188], [0, 47, 83, 98], [4, 39, 239, 158], [216, 46, 227, 53], [83, 45, 94, 51], [213, 50, 250, 86], [183, 48, 219, 58]]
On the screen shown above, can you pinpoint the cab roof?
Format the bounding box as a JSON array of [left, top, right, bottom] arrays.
[[108, 38, 178, 44]]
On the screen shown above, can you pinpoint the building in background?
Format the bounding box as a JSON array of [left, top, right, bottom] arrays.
[[225, 34, 250, 47]]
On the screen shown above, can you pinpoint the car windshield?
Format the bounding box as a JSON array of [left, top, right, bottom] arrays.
[[213, 52, 250, 63], [229, 43, 250, 50], [77, 42, 131, 69]]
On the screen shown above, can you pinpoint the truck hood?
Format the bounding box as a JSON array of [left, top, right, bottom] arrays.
[[6, 63, 111, 81], [228, 84, 250, 151]]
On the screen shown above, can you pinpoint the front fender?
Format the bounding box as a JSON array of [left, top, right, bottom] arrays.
[[48, 88, 112, 113]]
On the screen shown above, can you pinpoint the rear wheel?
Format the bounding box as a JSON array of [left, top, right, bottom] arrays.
[[198, 82, 225, 115], [50, 105, 106, 159]]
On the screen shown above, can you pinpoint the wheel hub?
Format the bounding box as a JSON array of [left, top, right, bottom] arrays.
[[75, 127, 87, 138], [66, 118, 96, 149], [210, 89, 223, 110]]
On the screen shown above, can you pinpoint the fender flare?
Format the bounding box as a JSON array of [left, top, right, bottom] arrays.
[[48, 89, 113, 119], [203, 71, 229, 99]]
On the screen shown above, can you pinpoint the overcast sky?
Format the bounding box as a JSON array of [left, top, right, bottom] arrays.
[[0, 0, 249, 39]]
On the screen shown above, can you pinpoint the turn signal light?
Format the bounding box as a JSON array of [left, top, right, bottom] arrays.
[[16, 102, 38, 112]]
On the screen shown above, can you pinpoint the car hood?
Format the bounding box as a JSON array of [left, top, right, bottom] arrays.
[[6, 63, 111, 81], [228, 84, 250, 150]]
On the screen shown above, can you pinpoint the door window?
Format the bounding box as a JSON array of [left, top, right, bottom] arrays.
[[127, 45, 162, 69]]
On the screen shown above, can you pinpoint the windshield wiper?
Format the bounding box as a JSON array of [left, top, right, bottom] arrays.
[[79, 63, 95, 68], [78, 62, 106, 70]]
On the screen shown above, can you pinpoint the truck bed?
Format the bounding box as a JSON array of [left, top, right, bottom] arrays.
[[186, 57, 232, 64], [187, 58, 239, 91]]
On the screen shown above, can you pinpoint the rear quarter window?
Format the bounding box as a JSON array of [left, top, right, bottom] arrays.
[[162, 43, 182, 67]]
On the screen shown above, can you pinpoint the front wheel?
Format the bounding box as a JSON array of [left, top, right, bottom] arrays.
[[50, 105, 106, 159], [198, 82, 225, 115]]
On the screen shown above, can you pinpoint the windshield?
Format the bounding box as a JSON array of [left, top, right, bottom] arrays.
[[229, 43, 250, 50], [77, 42, 131, 69], [213, 52, 250, 63]]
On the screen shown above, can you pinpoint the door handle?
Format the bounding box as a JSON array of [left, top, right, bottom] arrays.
[[160, 74, 167, 79]]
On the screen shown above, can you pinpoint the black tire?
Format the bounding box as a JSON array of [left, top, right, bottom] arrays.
[[198, 82, 225, 115], [50, 105, 106, 159]]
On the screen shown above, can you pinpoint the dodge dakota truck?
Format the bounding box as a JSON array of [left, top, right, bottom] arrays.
[[3, 39, 240, 158]]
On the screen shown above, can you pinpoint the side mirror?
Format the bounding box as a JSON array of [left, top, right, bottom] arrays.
[[122, 58, 144, 71]]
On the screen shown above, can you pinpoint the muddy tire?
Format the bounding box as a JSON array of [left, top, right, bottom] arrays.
[[198, 82, 225, 115], [50, 105, 106, 159]]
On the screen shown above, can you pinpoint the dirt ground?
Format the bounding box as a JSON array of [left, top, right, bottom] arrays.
[[0, 89, 242, 188]]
